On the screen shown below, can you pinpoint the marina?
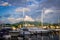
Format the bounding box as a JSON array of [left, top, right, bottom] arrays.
[[0, 27, 60, 40]]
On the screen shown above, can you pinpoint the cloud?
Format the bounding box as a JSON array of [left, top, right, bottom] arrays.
[[7, 15, 34, 24], [26, 0, 39, 9], [7, 17, 23, 24], [43, 11, 60, 23], [40, 0, 60, 9], [26, 0, 39, 4], [1, 2, 11, 6], [0, 0, 60, 24], [27, 3, 38, 10], [44, 9, 54, 14], [24, 15, 34, 21], [15, 7, 31, 12]]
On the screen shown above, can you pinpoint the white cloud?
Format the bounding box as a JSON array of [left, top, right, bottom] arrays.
[[7, 17, 23, 24], [7, 15, 34, 24], [1, 2, 11, 6], [24, 15, 35, 21], [15, 7, 30, 12], [44, 9, 54, 14]]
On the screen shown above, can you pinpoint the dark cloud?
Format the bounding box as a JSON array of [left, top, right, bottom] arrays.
[[39, 0, 60, 9], [44, 13, 60, 23]]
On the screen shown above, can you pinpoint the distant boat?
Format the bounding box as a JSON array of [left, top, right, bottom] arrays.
[[20, 27, 50, 34], [28, 27, 50, 33]]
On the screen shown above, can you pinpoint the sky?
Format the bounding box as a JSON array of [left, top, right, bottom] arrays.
[[0, 0, 60, 24]]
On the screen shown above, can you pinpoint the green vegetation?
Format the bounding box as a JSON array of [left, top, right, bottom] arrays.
[[0, 21, 60, 28]]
